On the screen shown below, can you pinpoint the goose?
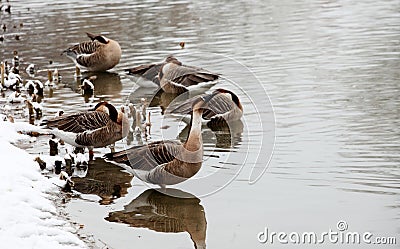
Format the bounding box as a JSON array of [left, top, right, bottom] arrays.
[[63, 32, 121, 72], [45, 102, 129, 158], [169, 88, 243, 127], [104, 95, 214, 188], [126, 56, 219, 92]]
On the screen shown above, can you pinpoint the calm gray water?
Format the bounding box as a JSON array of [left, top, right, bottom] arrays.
[[1, 0, 399, 248]]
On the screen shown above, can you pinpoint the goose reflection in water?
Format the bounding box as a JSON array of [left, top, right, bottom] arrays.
[[208, 119, 243, 149], [106, 189, 207, 249], [159, 91, 181, 115], [72, 159, 133, 205], [178, 119, 244, 149]]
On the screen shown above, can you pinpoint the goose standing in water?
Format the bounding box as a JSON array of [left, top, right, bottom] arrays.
[[126, 55, 219, 93], [104, 95, 214, 188], [45, 102, 129, 159], [63, 32, 121, 72], [169, 88, 243, 127]]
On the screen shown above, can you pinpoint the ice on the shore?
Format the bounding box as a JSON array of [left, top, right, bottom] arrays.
[[0, 119, 87, 248]]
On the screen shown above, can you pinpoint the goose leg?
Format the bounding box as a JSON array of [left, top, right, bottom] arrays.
[[109, 143, 116, 153], [88, 147, 94, 161], [159, 184, 166, 191]]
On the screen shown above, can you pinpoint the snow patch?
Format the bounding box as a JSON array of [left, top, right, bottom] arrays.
[[0, 120, 87, 248]]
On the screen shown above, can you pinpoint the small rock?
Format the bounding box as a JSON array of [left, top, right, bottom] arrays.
[[54, 160, 62, 174], [49, 138, 59, 156]]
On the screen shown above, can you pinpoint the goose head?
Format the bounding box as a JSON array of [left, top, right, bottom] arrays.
[[165, 55, 182, 65], [93, 101, 119, 122], [215, 88, 243, 111], [86, 32, 110, 44], [158, 63, 170, 81], [93, 101, 109, 113], [94, 35, 109, 44]]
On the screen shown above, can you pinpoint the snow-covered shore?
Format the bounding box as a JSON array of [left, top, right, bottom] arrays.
[[0, 119, 87, 249]]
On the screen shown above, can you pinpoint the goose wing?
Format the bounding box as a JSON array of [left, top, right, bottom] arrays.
[[125, 63, 164, 84], [160, 79, 189, 94], [125, 55, 181, 83], [168, 92, 235, 120], [45, 111, 110, 133], [104, 140, 182, 171], [64, 41, 101, 56], [164, 64, 219, 87], [74, 120, 123, 148], [63, 39, 105, 69], [202, 93, 237, 119], [167, 94, 205, 115]]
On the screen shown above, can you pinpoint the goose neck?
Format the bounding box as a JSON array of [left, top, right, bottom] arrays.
[[185, 110, 203, 150]]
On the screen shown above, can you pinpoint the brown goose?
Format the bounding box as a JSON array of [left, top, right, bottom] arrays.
[[45, 102, 129, 157], [126, 56, 219, 92], [104, 95, 213, 188], [169, 88, 243, 126], [63, 32, 121, 72]]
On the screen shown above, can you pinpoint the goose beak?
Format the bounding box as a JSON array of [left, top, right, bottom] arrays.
[[201, 94, 214, 103]]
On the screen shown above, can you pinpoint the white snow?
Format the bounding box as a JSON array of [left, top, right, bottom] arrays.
[[7, 91, 26, 103], [32, 101, 43, 110], [0, 119, 87, 249], [26, 64, 35, 75], [74, 153, 89, 166], [39, 155, 66, 171], [7, 72, 22, 82]]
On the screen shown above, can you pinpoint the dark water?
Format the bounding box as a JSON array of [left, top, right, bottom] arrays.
[[1, 0, 399, 248]]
